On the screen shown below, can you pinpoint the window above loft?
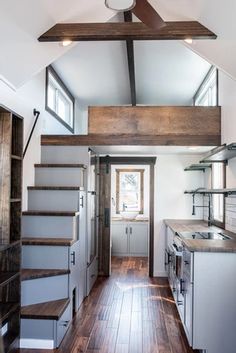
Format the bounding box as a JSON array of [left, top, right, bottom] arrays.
[[46, 66, 75, 133], [116, 169, 144, 214], [194, 67, 218, 106]]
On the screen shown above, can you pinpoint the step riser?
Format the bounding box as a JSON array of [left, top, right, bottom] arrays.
[[28, 190, 82, 212], [22, 215, 78, 238], [35, 168, 84, 187], [22, 246, 69, 269], [41, 146, 90, 164], [21, 275, 69, 306]]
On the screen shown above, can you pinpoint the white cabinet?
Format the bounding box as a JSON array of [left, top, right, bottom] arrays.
[[129, 223, 148, 255], [111, 222, 148, 256]]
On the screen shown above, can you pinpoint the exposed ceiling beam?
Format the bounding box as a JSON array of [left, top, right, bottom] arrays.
[[38, 22, 217, 42], [124, 11, 136, 106]]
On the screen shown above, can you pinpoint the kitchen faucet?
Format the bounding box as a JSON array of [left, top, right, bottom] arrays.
[[192, 189, 213, 227]]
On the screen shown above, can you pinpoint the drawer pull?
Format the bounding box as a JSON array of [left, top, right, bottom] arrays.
[[60, 320, 69, 327], [80, 196, 84, 208], [71, 251, 76, 265]]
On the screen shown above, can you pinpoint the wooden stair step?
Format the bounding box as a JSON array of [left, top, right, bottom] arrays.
[[28, 186, 84, 191], [21, 298, 70, 320], [35, 163, 86, 168], [22, 237, 75, 246], [22, 211, 78, 217], [21, 269, 70, 281]]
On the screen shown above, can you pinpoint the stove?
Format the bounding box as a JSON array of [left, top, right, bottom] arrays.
[[177, 231, 231, 240]]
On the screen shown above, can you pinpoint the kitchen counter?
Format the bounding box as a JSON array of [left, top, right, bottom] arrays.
[[164, 219, 236, 252]]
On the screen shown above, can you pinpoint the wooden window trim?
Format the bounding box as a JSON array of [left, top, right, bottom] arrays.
[[45, 65, 75, 133], [193, 66, 218, 106], [115, 168, 144, 215]]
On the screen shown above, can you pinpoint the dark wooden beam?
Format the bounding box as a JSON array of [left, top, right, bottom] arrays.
[[41, 133, 220, 147], [124, 11, 136, 106], [38, 22, 217, 42]]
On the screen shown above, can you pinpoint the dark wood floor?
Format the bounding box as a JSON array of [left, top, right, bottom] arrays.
[[19, 257, 197, 353]]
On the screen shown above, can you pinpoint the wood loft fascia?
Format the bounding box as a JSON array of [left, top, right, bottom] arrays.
[[38, 22, 217, 42]]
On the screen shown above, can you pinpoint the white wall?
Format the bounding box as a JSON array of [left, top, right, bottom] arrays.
[[110, 164, 150, 219], [219, 71, 236, 188], [154, 155, 205, 276], [0, 69, 73, 209]]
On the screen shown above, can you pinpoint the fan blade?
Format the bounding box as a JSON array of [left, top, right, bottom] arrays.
[[132, 0, 166, 30]]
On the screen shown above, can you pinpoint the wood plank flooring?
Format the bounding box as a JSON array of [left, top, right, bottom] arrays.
[[18, 257, 198, 353]]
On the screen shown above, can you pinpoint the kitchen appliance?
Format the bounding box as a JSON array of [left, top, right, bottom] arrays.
[[177, 231, 232, 240]]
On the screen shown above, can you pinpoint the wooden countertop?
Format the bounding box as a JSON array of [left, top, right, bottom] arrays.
[[164, 219, 236, 253]]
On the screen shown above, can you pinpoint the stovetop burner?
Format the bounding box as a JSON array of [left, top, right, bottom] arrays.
[[178, 232, 231, 240]]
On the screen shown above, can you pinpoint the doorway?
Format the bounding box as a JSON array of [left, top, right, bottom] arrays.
[[98, 157, 156, 277]]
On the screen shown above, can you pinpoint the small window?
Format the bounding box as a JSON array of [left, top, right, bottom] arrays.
[[194, 67, 218, 106], [116, 169, 144, 214], [46, 66, 75, 132], [212, 163, 225, 227]]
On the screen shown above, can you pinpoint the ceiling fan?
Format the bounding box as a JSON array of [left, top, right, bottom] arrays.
[[105, 0, 166, 30]]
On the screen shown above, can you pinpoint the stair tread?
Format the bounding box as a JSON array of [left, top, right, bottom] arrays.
[[22, 237, 75, 246], [35, 163, 86, 168], [21, 298, 70, 320], [21, 269, 70, 281], [22, 211, 78, 216], [28, 186, 84, 191]]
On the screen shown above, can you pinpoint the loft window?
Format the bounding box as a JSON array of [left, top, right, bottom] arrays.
[[212, 163, 225, 227], [194, 67, 218, 106], [116, 169, 144, 214], [46, 66, 75, 132]]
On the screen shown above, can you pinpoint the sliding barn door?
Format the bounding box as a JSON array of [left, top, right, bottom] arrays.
[[98, 158, 111, 276]]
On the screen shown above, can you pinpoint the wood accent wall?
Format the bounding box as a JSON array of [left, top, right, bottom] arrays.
[[88, 106, 221, 146]]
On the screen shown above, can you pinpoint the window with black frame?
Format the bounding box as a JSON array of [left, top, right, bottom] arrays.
[[46, 66, 75, 133]]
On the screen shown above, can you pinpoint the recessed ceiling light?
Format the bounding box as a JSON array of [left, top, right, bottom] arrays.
[[184, 38, 193, 44], [61, 40, 72, 47]]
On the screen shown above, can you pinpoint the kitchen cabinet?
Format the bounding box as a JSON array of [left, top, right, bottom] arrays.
[[165, 225, 236, 353], [111, 222, 148, 256]]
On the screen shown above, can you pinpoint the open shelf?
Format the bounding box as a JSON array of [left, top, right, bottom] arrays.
[[184, 163, 212, 172], [0, 303, 20, 323], [184, 188, 236, 195], [200, 143, 236, 163], [0, 107, 22, 352]]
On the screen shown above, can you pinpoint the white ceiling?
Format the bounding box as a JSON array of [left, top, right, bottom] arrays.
[[53, 39, 210, 106], [0, 0, 236, 91]]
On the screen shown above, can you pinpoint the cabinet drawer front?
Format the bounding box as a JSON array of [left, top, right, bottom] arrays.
[[56, 302, 71, 347]]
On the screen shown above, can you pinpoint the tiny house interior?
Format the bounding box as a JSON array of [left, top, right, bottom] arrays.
[[1, 1, 236, 353]]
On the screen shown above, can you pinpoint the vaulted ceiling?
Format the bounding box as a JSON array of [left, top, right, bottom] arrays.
[[0, 0, 235, 90]]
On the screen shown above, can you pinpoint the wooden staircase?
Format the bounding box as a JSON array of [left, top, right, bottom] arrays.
[[20, 146, 87, 349]]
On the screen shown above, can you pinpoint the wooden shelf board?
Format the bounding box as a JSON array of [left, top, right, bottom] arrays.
[[22, 211, 79, 217], [10, 199, 21, 203], [200, 143, 236, 162], [11, 155, 22, 161], [0, 303, 20, 323], [28, 186, 84, 191], [21, 268, 70, 281], [0, 240, 21, 252], [34, 163, 86, 169], [22, 237, 75, 246], [0, 272, 20, 287], [21, 298, 70, 320]]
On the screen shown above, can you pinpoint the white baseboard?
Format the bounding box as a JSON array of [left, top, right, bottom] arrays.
[[20, 339, 54, 349]]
